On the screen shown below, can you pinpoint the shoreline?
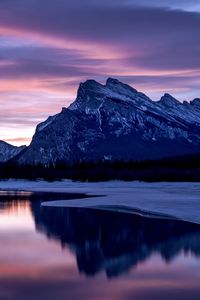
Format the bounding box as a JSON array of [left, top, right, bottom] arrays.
[[1, 180, 200, 225]]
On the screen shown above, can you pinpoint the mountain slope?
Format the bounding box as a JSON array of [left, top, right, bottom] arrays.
[[17, 78, 200, 165], [0, 141, 26, 163]]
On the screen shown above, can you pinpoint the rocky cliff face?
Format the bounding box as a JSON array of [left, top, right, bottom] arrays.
[[17, 78, 200, 165]]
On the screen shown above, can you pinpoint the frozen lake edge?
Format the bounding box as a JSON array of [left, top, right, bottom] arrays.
[[1, 180, 200, 225]]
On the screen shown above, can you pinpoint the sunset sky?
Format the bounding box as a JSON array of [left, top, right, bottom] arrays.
[[1, 0, 200, 145]]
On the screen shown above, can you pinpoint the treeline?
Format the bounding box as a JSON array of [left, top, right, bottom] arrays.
[[1, 153, 200, 181]]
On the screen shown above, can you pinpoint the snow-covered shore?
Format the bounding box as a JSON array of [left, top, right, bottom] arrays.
[[1, 180, 200, 224]]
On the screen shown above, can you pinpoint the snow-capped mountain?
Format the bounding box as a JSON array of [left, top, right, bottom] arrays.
[[0, 141, 26, 163], [17, 78, 200, 165]]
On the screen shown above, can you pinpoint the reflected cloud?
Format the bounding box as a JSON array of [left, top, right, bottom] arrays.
[[0, 191, 200, 300]]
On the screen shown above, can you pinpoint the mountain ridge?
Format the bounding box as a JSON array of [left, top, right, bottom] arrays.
[[3, 78, 200, 164], [0, 141, 26, 163]]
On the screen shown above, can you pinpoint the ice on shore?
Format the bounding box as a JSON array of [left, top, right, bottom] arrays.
[[1, 180, 200, 224]]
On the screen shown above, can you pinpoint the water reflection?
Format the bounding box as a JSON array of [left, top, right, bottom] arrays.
[[0, 191, 200, 300], [32, 204, 200, 278]]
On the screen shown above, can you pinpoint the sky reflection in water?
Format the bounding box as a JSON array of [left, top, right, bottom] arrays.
[[0, 191, 200, 300]]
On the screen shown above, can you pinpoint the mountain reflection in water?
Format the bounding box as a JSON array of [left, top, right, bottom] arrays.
[[32, 198, 200, 278], [1, 191, 200, 300]]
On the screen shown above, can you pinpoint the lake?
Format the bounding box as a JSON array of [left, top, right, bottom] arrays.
[[0, 190, 200, 300]]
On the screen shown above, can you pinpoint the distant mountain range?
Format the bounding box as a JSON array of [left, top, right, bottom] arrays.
[[2, 78, 200, 165], [0, 141, 26, 163]]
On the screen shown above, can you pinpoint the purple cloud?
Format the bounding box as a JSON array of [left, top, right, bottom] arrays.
[[0, 0, 200, 144]]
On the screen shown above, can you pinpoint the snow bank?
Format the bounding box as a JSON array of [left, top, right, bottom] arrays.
[[1, 180, 200, 224]]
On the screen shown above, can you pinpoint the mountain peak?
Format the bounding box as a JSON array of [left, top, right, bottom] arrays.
[[106, 77, 138, 94], [77, 79, 104, 96], [69, 79, 106, 111], [159, 93, 180, 107], [106, 77, 122, 85], [81, 79, 102, 88], [69, 78, 140, 111], [191, 98, 200, 107]]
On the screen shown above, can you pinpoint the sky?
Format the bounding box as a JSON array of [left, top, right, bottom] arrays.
[[1, 0, 200, 145]]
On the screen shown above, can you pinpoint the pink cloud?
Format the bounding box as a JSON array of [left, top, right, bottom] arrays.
[[0, 1, 200, 143]]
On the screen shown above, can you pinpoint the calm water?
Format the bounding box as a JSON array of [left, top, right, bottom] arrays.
[[0, 191, 200, 300]]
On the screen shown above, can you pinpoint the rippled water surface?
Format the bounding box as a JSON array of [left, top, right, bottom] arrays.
[[0, 191, 200, 300]]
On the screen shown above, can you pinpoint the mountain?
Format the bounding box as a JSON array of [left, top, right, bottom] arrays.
[[17, 78, 200, 165], [0, 141, 26, 163]]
